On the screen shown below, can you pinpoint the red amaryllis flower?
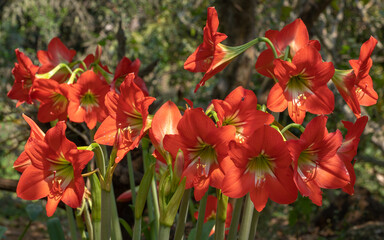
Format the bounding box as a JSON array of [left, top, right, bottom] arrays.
[[67, 70, 109, 129], [13, 114, 45, 172], [194, 195, 233, 236], [287, 116, 350, 206], [221, 125, 297, 212], [212, 86, 274, 143], [7, 49, 39, 107], [82, 45, 112, 76], [267, 45, 335, 124], [255, 18, 321, 78], [184, 7, 234, 92], [338, 116, 368, 195], [33, 79, 70, 123], [111, 57, 148, 95], [37, 37, 76, 83], [163, 108, 236, 200], [94, 73, 156, 162], [149, 101, 182, 165], [332, 37, 378, 117], [16, 121, 93, 217]]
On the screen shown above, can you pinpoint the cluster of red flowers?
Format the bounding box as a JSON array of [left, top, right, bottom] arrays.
[[7, 6, 377, 224]]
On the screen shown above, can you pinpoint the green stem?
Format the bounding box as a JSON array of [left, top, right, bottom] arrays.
[[132, 217, 142, 240], [127, 152, 137, 205], [215, 193, 228, 240], [224, 37, 278, 60], [174, 188, 192, 240], [195, 191, 208, 240], [248, 210, 261, 240], [84, 202, 94, 240], [227, 197, 244, 240], [101, 189, 112, 240], [238, 194, 254, 240], [67, 68, 84, 84], [142, 138, 159, 239], [65, 205, 78, 240], [110, 186, 123, 240], [159, 225, 171, 240], [18, 220, 31, 240], [280, 123, 305, 134]]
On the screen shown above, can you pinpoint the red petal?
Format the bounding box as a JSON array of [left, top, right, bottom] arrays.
[[17, 166, 49, 200], [267, 84, 288, 112]]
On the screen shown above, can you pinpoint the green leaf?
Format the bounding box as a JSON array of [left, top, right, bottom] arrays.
[[187, 220, 215, 240], [26, 203, 43, 221], [135, 163, 155, 219], [119, 218, 133, 237], [47, 218, 65, 240], [0, 226, 7, 239]]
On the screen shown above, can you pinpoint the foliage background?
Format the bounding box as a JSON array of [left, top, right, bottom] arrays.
[[0, 0, 383, 239]]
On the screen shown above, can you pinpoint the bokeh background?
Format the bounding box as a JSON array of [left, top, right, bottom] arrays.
[[0, 0, 383, 239]]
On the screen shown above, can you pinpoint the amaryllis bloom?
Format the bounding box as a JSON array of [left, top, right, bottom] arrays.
[[212, 86, 274, 142], [7, 49, 39, 107], [287, 116, 350, 206], [13, 114, 45, 172], [267, 45, 335, 124], [16, 121, 93, 217], [94, 73, 156, 162], [255, 18, 320, 78], [33, 79, 70, 123], [148, 101, 182, 165], [193, 195, 233, 236], [338, 116, 368, 195], [221, 125, 297, 212], [112, 57, 148, 96], [37, 37, 76, 83], [184, 7, 235, 92], [332, 37, 378, 117], [82, 45, 112, 77], [67, 70, 109, 129], [163, 108, 236, 200]]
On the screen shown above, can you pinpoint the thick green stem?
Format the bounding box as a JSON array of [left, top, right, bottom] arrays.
[[132, 217, 142, 240], [238, 194, 254, 240], [227, 197, 244, 240], [101, 188, 111, 240], [215, 193, 228, 240], [248, 211, 261, 240], [65, 205, 78, 240], [159, 225, 171, 240], [110, 186, 123, 240], [127, 152, 137, 205], [174, 188, 191, 240], [195, 191, 208, 240]]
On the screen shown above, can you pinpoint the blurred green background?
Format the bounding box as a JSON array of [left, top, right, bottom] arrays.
[[0, 0, 383, 239]]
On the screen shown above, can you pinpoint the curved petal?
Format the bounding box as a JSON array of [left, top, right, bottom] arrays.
[[17, 166, 49, 200]]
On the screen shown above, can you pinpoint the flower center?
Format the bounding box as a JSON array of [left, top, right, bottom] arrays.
[[51, 92, 68, 110], [188, 137, 217, 177], [80, 89, 99, 111], [246, 151, 275, 186], [297, 148, 318, 182]]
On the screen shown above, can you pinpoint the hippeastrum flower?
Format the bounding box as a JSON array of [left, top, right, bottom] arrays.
[[33, 79, 70, 123], [193, 195, 233, 236], [67, 70, 109, 129], [149, 101, 182, 165], [13, 114, 45, 172], [212, 86, 274, 143], [163, 108, 236, 200], [221, 125, 297, 212], [94, 73, 156, 163], [37, 37, 76, 83], [16, 121, 93, 217], [82, 45, 112, 79], [111, 57, 148, 96], [184, 7, 240, 92], [287, 116, 350, 206], [267, 45, 335, 124], [331, 37, 378, 117], [255, 18, 321, 79], [7, 49, 39, 107], [338, 116, 368, 195]]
